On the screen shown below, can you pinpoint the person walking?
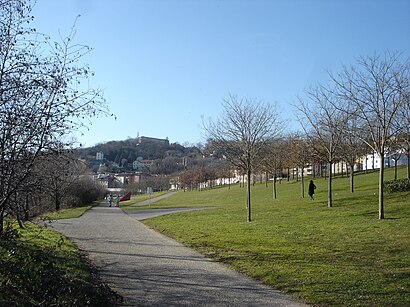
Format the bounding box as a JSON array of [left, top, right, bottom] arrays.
[[308, 180, 316, 200], [109, 194, 113, 207], [116, 194, 120, 207]]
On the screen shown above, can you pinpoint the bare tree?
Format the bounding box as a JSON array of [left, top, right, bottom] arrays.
[[288, 133, 313, 198], [178, 170, 191, 191], [386, 136, 404, 181], [66, 176, 107, 207], [338, 112, 369, 193], [399, 131, 410, 179], [0, 0, 109, 232], [215, 160, 235, 189], [261, 137, 287, 199], [296, 86, 344, 208], [35, 151, 87, 211], [397, 90, 410, 179], [332, 52, 410, 219], [203, 95, 283, 222]]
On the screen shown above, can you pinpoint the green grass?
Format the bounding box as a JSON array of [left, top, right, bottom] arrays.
[[0, 222, 122, 306], [119, 191, 169, 208], [41, 204, 94, 220], [142, 167, 410, 306]]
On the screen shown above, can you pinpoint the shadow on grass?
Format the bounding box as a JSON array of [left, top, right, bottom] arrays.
[[0, 227, 123, 306]]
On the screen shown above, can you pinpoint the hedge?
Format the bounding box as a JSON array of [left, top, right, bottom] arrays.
[[384, 178, 410, 193]]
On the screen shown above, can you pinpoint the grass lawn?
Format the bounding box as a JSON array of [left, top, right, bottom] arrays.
[[142, 167, 410, 306], [41, 204, 94, 220], [119, 191, 169, 208], [0, 222, 122, 306]]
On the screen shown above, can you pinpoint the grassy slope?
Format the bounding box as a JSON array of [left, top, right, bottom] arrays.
[[0, 223, 121, 306], [41, 204, 94, 220], [143, 167, 410, 306], [119, 191, 169, 208]]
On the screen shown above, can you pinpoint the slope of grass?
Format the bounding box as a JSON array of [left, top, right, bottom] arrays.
[[119, 191, 168, 208], [0, 222, 122, 306], [143, 167, 410, 306], [41, 204, 94, 220]]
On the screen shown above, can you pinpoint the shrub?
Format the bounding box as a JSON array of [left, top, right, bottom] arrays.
[[67, 177, 107, 207], [384, 178, 410, 193]]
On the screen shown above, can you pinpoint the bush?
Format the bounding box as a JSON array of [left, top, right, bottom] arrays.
[[67, 177, 107, 207], [384, 178, 410, 193]]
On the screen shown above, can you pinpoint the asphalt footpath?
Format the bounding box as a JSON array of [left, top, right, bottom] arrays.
[[50, 197, 307, 306]]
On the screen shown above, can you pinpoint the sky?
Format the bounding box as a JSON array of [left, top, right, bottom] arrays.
[[30, 0, 410, 147]]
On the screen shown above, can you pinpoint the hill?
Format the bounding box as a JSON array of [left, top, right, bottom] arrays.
[[76, 137, 202, 173]]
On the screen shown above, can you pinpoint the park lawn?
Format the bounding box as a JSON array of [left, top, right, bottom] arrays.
[[0, 222, 121, 305], [119, 191, 169, 208], [143, 167, 410, 306], [41, 204, 94, 220]]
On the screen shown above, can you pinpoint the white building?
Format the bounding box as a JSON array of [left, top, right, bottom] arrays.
[[96, 151, 104, 160]]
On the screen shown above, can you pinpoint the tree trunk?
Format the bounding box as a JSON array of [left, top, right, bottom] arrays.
[[25, 195, 30, 221], [0, 209, 4, 234], [55, 192, 61, 211], [379, 155, 385, 220], [265, 171, 268, 188], [273, 174, 277, 199], [247, 168, 251, 222], [350, 165, 354, 193], [394, 159, 398, 180], [301, 170, 305, 198], [407, 154, 410, 179], [328, 161, 333, 208]]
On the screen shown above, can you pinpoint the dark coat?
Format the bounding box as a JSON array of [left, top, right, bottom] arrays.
[[308, 181, 316, 196]]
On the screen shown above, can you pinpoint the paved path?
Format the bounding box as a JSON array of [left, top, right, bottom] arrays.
[[51, 200, 307, 306]]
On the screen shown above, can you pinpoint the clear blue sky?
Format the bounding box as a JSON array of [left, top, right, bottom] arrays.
[[31, 0, 410, 147]]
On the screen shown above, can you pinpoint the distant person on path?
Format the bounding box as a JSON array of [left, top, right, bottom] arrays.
[[116, 195, 120, 207], [308, 180, 316, 200], [109, 194, 113, 207]]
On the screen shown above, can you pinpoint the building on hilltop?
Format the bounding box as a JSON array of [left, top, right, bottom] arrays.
[[137, 135, 169, 146]]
